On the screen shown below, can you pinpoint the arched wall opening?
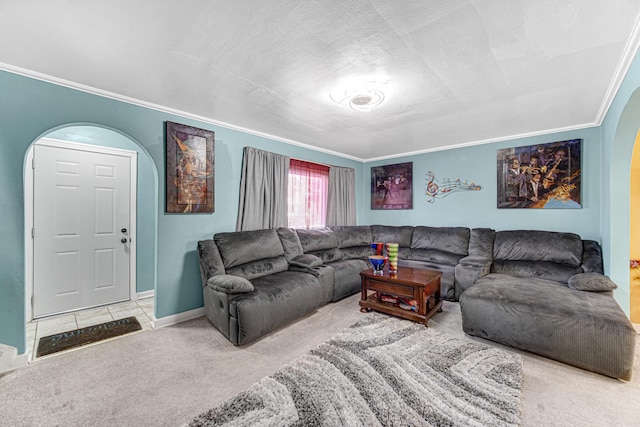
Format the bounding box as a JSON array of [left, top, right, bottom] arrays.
[[629, 130, 640, 322], [608, 87, 640, 319], [24, 124, 158, 323]]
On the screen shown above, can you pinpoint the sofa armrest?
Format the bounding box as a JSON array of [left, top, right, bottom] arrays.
[[455, 259, 491, 299], [207, 274, 255, 294], [581, 240, 604, 273]]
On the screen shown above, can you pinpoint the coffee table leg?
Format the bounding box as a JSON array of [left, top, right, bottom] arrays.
[[360, 276, 370, 313]]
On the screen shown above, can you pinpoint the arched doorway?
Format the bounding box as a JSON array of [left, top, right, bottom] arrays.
[[24, 124, 158, 357], [608, 86, 640, 325], [630, 131, 640, 323]]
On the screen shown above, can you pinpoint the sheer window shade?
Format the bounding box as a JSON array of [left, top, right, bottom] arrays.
[[288, 159, 329, 229]]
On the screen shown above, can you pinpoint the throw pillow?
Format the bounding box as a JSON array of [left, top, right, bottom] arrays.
[[208, 274, 255, 293], [289, 254, 323, 268], [567, 272, 617, 292]]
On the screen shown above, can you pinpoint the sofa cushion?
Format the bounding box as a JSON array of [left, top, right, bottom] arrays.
[[215, 229, 284, 268], [276, 227, 304, 261], [308, 248, 342, 264], [411, 226, 470, 255], [339, 246, 372, 260], [467, 228, 496, 257], [491, 260, 582, 284], [408, 249, 463, 267], [225, 256, 289, 281], [371, 225, 414, 247], [493, 230, 583, 266], [460, 273, 636, 380], [228, 271, 332, 345], [331, 226, 373, 260], [207, 274, 254, 294], [296, 228, 338, 252], [290, 254, 323, 268], [331, 226, 372, 247], [568, 273, 617, 292], [325, 259, 369, 301]]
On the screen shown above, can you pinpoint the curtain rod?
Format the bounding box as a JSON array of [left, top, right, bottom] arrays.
[[291, 156, 331, 168]]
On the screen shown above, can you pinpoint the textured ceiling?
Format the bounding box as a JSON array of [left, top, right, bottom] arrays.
[[1, 1, 640, 160]]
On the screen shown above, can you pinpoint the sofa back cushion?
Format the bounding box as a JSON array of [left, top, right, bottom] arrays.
[[225, 256, 290, 281], [492, 230, 584, 283], [214, 229, 288, 280], [296, 228, 338, 252], [493, 230, 582, 266], [491, 260, 583, 283], [370, 225, 413, 259], [331, 226, 373, 260], [295, 228, 342, 263], [411, 226, 470, 254], [276, 227, 304, 262], [409, 227, 470, 266], [371, 225, 414, 247]]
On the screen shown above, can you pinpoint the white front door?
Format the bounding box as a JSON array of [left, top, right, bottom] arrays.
[[33, 141, 132, 318]]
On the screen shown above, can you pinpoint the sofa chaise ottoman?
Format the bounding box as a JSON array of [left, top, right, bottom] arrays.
[[458, 229, 636, 380]]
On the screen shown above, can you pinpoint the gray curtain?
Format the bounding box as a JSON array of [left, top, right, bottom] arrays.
[[236, 147, 290, 231], [326, 166, 356, 226]]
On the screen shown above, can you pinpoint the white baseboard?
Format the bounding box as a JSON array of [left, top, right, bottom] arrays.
[[135, 290, 155, 300], [0, 343, 29, 375], [153, 307, 205, 329]]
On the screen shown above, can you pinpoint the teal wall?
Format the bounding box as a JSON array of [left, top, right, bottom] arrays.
[[0, 70, 363, 354], [601, 48, 640, 315], [363, 126, 602, 240]]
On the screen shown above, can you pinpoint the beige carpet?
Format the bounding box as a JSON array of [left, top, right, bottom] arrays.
[[1, 294, 639, 426]]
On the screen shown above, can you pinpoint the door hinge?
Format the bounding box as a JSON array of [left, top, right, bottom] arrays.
[[32, 157, 35, 169], [31, 227, 35, 238]]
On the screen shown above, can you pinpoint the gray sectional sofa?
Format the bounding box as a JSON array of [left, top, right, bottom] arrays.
[[197, 225, 635, 380]]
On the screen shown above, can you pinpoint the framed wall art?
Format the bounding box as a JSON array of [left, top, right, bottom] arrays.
[[497, 139, 581, 209], [165, 121, 215, 213], [371, 162, 413, 210]]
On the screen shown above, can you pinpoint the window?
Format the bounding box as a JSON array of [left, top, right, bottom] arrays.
[[288, 159, 329, 229]]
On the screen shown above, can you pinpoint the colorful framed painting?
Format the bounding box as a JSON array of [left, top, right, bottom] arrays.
[[165, 121, 215, 213], [371, 162, 413, 210], [497, 139, 581, 209]]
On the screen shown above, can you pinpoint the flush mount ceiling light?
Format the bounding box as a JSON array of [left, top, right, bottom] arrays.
[[330, 80, 388, 112]]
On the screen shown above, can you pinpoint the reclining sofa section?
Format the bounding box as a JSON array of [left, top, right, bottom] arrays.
[[197, 225, 469, 345], [458, 229, 636, 380]]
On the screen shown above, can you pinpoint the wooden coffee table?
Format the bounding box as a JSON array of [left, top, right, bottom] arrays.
[[359, 266, 442, 326]]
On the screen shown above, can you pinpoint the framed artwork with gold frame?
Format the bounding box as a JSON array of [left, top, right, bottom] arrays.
[[497, 139, 581, 209]]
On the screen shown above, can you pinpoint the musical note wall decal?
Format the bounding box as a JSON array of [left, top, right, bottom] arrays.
[[425, 171, 482, 203]]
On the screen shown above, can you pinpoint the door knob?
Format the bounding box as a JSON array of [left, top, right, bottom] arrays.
[[121, 238, 128, 243], [121, 228, 127, 233]]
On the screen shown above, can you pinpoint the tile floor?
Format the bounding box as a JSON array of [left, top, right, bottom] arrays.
[[26, 297, 155, 360]]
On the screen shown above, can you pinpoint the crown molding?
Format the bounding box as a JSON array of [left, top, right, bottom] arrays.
[[364, 123, 600, 163], [0, 62, 363, 162], [595, 17, 640, 124]]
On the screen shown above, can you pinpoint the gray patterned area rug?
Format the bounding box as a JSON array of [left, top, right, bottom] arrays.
[[189, 313, 523, 426]]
